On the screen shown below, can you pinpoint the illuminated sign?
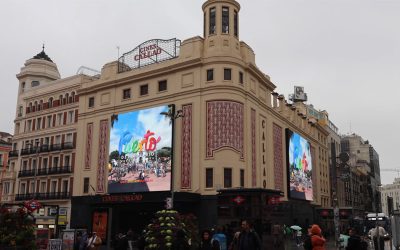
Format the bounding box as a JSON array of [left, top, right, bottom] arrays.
[[108, 105, 172, 193], [286, 129, 313, 201], [118, 38, 181, 72]]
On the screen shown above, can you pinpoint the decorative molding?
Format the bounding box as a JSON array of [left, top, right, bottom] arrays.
[[251, 109, 256, 187], [97, 120, 108, 193], [85, 123, 93, 170], [206, 101, 244, 159], [273, 123, 284, 191], [181, 104, 192, 189]]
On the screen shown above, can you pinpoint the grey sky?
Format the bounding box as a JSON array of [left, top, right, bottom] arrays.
[[1, 0, 399, 184]]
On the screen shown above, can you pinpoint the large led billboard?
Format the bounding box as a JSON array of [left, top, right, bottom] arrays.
[[286, 129, 313, 201], [108, 105, 172, 193]]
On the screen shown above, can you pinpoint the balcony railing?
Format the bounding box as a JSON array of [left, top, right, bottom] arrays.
[[18, 169, 36, 177], [50, 144, 62, 151], [15, 192, 71, 201], [21, 147, 40, 156], [47, 166, 72, 175], [37, 168, 48, 176], [40, 144, 50, 153], [8, 150, 19, 157], [62, 142, 74, 150]]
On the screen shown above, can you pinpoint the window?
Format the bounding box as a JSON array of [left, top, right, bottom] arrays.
[[64, 155, 70, 167], [207, 69, 214, 81], [51, 181, 57, 193], [18, 106, 23, 117], [3, 182, 10, 194], [48, 97, 53, 108], [43, 158, 48, 169], [140, 84, 148, 96], [68, 111, 74, 124], [239, 72, 244, 84], [158, 80, 167, 92], [88, 97, 95, 108], [53, 157, 59, 168], [27, 120, 32, 132], [83, 178, 90, 194], [224, 168, 232, 188], [0, 154, 3, 166], [21, 183, 26, 194], [224, 68, 232, 80], [234, 10, 238, 37], [123, 88, 131, 99], [30, 182, 34, 194], [57, 113, 63, 126], [55, 135, 61, 144], [31, 80, 40, 87], [66, 133, 73, 143], [209, 7, 216, 35], [47, 115, 52, 128], [21, 82, 25, 93], [222, 7, 229, 34], [40, 182, 46, 193], [240, 169, 245, 187], [206, 168, 213, 188], [37, 118, 41, 130], [62, 180, 69, 193]]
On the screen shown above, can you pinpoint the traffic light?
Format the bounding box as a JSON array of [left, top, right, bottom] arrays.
[[165, 197, 173, 209]]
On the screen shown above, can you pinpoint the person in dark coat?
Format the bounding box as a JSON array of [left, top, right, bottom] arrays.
[[199, 230, 217, 250], [346, 228, 361, 250], [303, 225, 313, 250], [238, 220, 262, 250], [173, 229, 190, 250]]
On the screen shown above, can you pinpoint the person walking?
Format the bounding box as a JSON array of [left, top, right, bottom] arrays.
[[211, 226, 227, 250], [346, 228, 361, 250], [238, 220, 262, 250], [86, 232, 102, 250], [228, 232, 240, 250], [199, 230, 215, 250], [271, 222, 283, 249], [303, 226, 313, 250], [310, 225, 326, 250], [370, 225, 386, 250]]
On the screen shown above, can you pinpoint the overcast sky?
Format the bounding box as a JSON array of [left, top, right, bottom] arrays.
[[1, 0, 399, 184]]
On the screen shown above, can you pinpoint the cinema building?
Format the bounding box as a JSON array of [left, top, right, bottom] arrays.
[[67, 0, 331, 243]]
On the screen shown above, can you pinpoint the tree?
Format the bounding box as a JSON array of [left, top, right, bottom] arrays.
[[0, 206, 36, 249], [144, 209, 199, 250]]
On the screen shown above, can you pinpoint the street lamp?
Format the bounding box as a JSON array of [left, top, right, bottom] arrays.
[[375, 184, 382, 250], [160, 104, 183, 209]]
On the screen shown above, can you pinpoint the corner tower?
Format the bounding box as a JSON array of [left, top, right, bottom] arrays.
[[202, 0, 241, 58]]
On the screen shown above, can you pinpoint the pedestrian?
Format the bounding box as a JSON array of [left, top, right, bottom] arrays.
[[199, 230, 215, 250], [296, 229, 303, 247], [346, 228, 361, 250], [211, 226, 227, 250], [86, 232, 102, 250], [228, 232, 240, 250], [303, 225, 312, 250], [370, 225, 386, 250], [271, 222, 283, 249], [173, 229, 190, 250], [310, 224, 326, 250], [79, 230, 88, 250], [238, 220, 262, 250]]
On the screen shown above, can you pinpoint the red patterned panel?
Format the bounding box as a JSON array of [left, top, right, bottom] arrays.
[[85, 123, 93, 170], [273, 123, 284, 191], [311, 146, 316, 201], [206, 101, 244, 159], [251, 109, 256, 187], [181, 104, 192, 189], [97, 120, 108, 193]]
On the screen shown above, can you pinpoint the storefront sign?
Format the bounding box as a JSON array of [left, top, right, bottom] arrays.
[[118, 38, 181, 72], [24, 200, 42, 212], [48, 239, 62, 250], [101, 194, 143, 203]]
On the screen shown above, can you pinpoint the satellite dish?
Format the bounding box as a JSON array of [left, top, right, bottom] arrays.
[[338, 152, 350, 163]]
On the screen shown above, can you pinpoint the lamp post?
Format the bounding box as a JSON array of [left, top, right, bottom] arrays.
[[160, 105, 184, 209], [375, 184, 382, 250], [160, 104, 183, 210]]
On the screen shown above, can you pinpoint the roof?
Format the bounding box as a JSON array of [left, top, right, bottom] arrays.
[[32, 47, 53, 62], [0, 131, 12, 137]]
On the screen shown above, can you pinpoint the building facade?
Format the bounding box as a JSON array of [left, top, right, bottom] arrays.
[[0, 132, 12, 203], [381, 178, 400, 215], [70, 0, 329, 243], [9, 50, 96, 234]]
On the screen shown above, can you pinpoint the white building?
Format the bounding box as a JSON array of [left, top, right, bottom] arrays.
[[381, 178, 400, 215]]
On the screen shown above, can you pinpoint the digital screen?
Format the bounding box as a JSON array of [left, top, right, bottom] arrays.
[[286, 129, 313, 201], [108, 105, 172, 193]]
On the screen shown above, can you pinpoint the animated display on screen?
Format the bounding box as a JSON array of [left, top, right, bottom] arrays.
[[287, 130, 313, 201], [108, 105, 172, 193]]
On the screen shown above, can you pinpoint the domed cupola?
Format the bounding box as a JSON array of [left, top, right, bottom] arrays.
[[16, 45, 61, 93]]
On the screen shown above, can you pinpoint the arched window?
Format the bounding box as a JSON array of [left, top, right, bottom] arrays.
[[65, 93, 69, 104], [39, 100, 43, 111], [48, 97, 53, 108], [59, 95, 63, 105], [71, 92, 76, 103], [28, 102, 32, 111], [34, 101, 38, 112]]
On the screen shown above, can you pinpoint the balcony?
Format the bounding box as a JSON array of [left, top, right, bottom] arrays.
[[15, 192, 71, 201], [50, 144, 62, 151], [62, 142, 74, 150], [21, 147, 40, 156], [40, 144, 50, 153], [18, 169, 36, 177], [2, 171, 16, 179], [47, 166, 72, 175], [37, 168, 48, 176], [8, 150, 19, 157]]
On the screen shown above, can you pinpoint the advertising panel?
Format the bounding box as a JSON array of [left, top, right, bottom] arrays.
[[108, 105, 172, 193], [286, 129, 313, 201], [92, 211, 108, 242]]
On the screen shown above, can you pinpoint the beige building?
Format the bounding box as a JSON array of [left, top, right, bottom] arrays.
[[70, 0, 330, 237], [381, 178, 400, 215], [9, 49, 96, 233], [0, 132, 12, 203]]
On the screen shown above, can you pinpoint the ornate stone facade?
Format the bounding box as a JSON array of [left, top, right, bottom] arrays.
[[181, 104, 192, 189], [97, 120, 108, 193]]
